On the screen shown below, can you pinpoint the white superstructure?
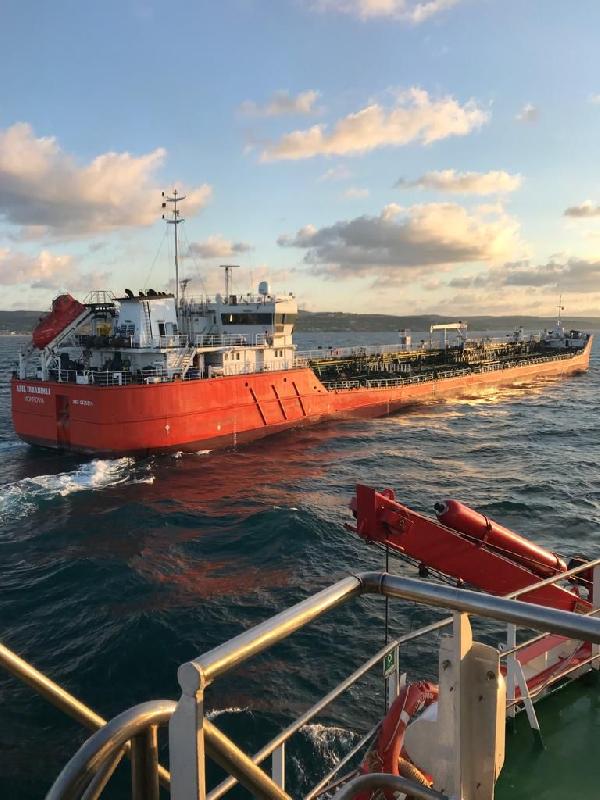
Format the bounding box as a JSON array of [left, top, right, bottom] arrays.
[[18, 285, 298, 385]]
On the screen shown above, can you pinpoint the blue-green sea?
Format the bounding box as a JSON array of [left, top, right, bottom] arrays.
[[0, 332, 598, 799]]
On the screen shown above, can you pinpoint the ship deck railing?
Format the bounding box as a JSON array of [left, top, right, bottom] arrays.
[[16, 556, 599, 800], [49, 357, 307, 386], [53, 368, 196, 386], [182, 292, 292, 308], [166, 559, 600, 800], [27, 347, 581, 389], [297, 338, 542, 362], [298, 343, 422, 360], [159, 334, 190, 348], [321, 350, 582, 392], [71, 332, 275, 351], [193, 333, 270, 347], [298, 336, 578, 364], [220, 359, 299, 377]]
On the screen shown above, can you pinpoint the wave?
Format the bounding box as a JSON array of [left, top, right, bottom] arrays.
[[206, 706, 249, 720], [292, 723, 362, 788], [0, 439, 28, 452], [299, 722, 359, 762], [0, 457, 153, 521]]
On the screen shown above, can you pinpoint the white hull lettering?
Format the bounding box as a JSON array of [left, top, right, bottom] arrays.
[[16, 384, 51, 396]]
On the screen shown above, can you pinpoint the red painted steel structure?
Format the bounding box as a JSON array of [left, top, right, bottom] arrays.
[[11, 337, 592, 456], [350, 484, 589, 612], [350, 484, 595, 698]]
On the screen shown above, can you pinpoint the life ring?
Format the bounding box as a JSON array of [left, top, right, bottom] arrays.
[[357, 681, 438, 800]]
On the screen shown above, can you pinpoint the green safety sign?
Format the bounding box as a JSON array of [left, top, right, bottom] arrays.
[[383, 650, 396, 677]]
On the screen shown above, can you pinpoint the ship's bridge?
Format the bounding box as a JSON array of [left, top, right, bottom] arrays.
[[180, 291, 297, 347]]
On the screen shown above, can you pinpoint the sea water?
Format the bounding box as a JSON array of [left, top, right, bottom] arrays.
[[0, 333, 599, 798]]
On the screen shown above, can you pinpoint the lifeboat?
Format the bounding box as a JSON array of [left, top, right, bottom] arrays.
[[32, 294, 86, 350]]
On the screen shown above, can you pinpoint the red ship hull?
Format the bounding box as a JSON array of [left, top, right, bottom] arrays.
[[11, 338, 592, 455]]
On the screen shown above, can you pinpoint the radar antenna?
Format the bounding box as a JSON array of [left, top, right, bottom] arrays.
[[161, 188, 186, 308]]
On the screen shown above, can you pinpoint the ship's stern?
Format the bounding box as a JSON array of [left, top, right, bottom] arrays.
[[11, 377, 64, 450]]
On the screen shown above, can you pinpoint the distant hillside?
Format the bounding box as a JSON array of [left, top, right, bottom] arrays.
[[2, 307, 599, 335], [0, 310, 44, 333], [296, 310, 600, 332]]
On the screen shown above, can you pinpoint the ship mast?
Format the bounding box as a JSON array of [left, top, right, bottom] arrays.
[[220, 264, 239, 298], [162, 189, 186, 308], [557, 294, 564, 326]]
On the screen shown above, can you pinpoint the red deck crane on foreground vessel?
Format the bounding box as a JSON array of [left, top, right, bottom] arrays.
[[348, 484, 595, 699]]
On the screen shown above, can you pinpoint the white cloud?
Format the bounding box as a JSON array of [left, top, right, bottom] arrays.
[[260, 89, 489, 161], [278, 202, 521, 277], [396, 169, 522, 195], [318, 164, 353, 182], [0, 247, 110, 290], [449, 258, 600, 292], [343, 186, 370, 199], [0, 122, 212, 237], [313, 0, 462, 23], [564, 201, 600, 218], [589, 94, 600, 105], [187, 235, 253, 259], [240, 90, 320, 117], [516, 103, 539, 123]]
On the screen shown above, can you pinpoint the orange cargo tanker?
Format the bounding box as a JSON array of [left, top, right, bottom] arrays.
[[11, 283, 593, 456]]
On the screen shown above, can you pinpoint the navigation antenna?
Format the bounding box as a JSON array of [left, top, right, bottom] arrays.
[[220, 264, 240, 298], [557, 294, 564, 326], [180, 277, 191, 303], [162, 189, 186, 308]]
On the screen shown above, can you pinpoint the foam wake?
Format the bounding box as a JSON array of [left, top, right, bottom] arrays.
[[291, 723, 361, 791], [300, 722, 359, 760], [0, 457, 153, 521], [206, 706, 250, 720]]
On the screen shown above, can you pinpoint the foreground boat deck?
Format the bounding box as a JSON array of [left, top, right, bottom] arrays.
[[495, 674, 600, 799]]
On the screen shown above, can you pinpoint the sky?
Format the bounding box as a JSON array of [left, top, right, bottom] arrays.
[[2, 0, 600, 316]]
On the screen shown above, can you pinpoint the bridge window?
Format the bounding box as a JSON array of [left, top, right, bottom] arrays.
[[221, 313, 273, 325]]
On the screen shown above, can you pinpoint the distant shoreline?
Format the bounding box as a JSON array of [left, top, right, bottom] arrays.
[[2, 308, 599, 335], [295, 311, 600, 333]]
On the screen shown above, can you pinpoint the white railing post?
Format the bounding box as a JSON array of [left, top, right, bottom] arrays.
[[506, 623, 517, 717], [593, 565, 600, 670], [271, 743, 285, 790], [435, 612, 472, 797], [169, 664, 207, 800]]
